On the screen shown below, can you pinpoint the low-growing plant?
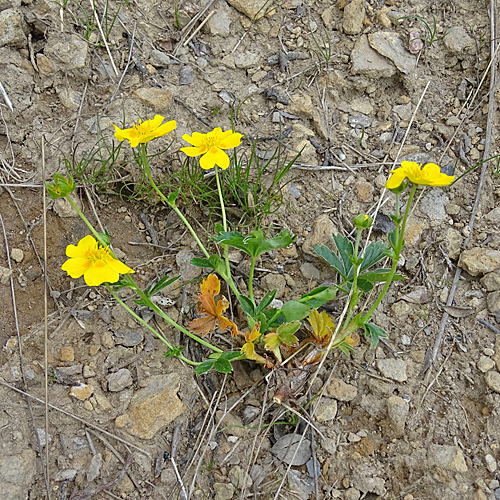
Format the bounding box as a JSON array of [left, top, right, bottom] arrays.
[[398, 13, 453, 47], [48, 116, 455, 403]]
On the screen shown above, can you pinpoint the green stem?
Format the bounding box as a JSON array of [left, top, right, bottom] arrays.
[[361, 183, 417, 323], [344, 229, 363, 327], [106, 284, 200, 366], [141, 144, 210, 259], [214, 166, 240, 300], [248, 257, 257, 304], [65, 196, 106, 247]]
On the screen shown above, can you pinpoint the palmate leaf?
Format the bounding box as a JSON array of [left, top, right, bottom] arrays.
[[363, 322, 387, 349], [191, 255, 227, 276], [357, 269, 405, 292], [213, 229, 296, 258], [359, 241, 387, 273]]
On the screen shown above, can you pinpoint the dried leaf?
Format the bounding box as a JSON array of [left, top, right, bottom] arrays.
[[443, 305, 475, 318]]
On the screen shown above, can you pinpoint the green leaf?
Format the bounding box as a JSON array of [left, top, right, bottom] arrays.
[[220, 351, 245, 362], [281, 301, 311, 322], [214, 229, 295, 258], [299, 286, 337, 309], [163, 345, 185, 358], [190, 255, 227, 276], [134, 275, 180, 305], [314, 244, 345, 278], [195, 359, 216, 375], [167, 189, 180, 205], [363, 322, 388, 349], [359, 241, 388, 273], [388, 229, 398, 251], [239, 295, 256, 317], [214, 357, 233, 373], [338, 341, 355, 355], [333, 233, 355, 278], [255, 289, 277, 315], [277, 321, 300, 345]]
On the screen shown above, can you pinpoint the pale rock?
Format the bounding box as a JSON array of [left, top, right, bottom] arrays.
[[345, 487, 361, 500], [485, 371, 500, 393], [485, 207, 500, 223], [60, 346, 75, 362], [107, 368, 133, 392], [351, 35, 396, 78], [260, 273, 286, 299], [459, 248, 500, 276], [485, 454, 498, 473], [228, 466, 252, 489], [314, 397, 337, 422], [0, 266, 12, 285], [393, 102, 413, 121], [58, 88, 81, 110], [226, 0, 271, 19], [214, 483, 235, 500], [327, 377, 358, 401], [216, 411, 247, 438], [234, 51, 260, 69], [0, 449, 37, 500], [70, 383, 94, 401], [150, 50, 170, 67], [0, 9, 26, 48], [481, 271, 500, 291], [271, 434, 311, 466], [377, 358, 407, 382], [487, 291, 500, 316], [443, 26, 474, 54], [176, 249, 202, 281], [494, 337, 500, 371], [300, 262, 321, 281], [53, 193, 83, 218], [443, 228, 463, 260], [302, 214, 337, 258], [44, 33, 88, 71], [343, 0, 365, 35], [419, 189, 449, 222], [368, 32, 416, 74], [427, 444, 468, 472], [10, 248, 23, 263], [477, 356, 495, 373], [86, 453, 102, 482], [355, 179, 373, 202], [352, 474, 386, 496], [386, 395, 409, 436], [207, 9, 232, 35], [116, 373, 186, 439], [391, 301, 413, 319], [133, 87, 173, 112]]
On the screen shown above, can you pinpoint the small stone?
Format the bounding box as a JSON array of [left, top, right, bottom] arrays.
[[485, 207, 500, 223], [477, 356, 495, 373], [427, 444, 468, 472], [459, 248, 500, 276], [70, 383, 94, 401], [343, 0, 365, 35], [386, 395, 409, 437], [260, 273, 286, 299], [345, 487, 361, 500], [377, 359, 407, 382], [54, 469, 77, 481], [228, 466, 252, 489], [0, 266, 13, 285], [354, 179, 373, 202], [10, 248, 23, 263], [368, 32, 416, 74], [481, 271, 500, 291], [86, 453, 102, 482], [133, 87, 173, 111], [179, 65, 194, 85], [83, 365, 96, 378], [225, 0, 270, 19], [176, 249, 202, 281], [314, 397, 337, 422], [327, 377, 358, 401], [393, 103, 413, 121], [113, 330, 144, 347], [300, 262, 321, 281], [419, 189, 449, 222], [44, 33, 88, 71], [487, 291, 500, 316], [107, 368, 133, 392], [443, 26, 474, 54], [0, 9, 26, 48], [60, 346, 75, 362], [150, 50, 170, 67], [214, 482, 235, 500], [446, 116, 461, 126], [302, 214, 337, 258], [289, 185, 301, 198], [443, 228, 463, 260], [485, 453, 497, 473], [351, 34, 396, 78], [485, 371, 500, 393], [53, 194, 83, 218], [89, 345, 100, 356], [271, 434, 311, 466]]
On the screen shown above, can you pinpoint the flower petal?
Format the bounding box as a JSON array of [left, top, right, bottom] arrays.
[[199, 151, 216, 170], [149, 115, 165, 128], [217, 131, 243, 149], [61, 257, 91, 278], [154, 120, 177, 137], [180, 145, 207, 157], [207, 147, 230, 170], [400, 161, 419, 171], [182, 132, 205, 147], [104, 256, 135, 275], [113, 125, 127, 142], [385, 167, 407, 190], [66, 235, 96, 257], [84, 260, 119, 286]]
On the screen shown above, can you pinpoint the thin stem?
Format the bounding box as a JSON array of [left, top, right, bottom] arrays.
[[141, 144, 210, 258], [106, 284, 200, 366], [248, 257, 256, 304], [65, 196, 106, 246], [344, 229, 363, 327]]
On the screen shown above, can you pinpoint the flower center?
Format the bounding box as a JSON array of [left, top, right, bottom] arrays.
[[132, 120, 152, 137], [86, 246, 110, 263], [203, 136, 220, 149]]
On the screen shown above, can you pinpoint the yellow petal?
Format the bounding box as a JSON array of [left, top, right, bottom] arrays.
[[66, 235, 96, 257], [180, 145, 207, 157], [149, 115, 165, 128], [204, 147, 230, 170], [61, 257, 92, 278], [84, 260, 119, 286], [113, 125, 127, 142], [182, 132, 205, 147], [218, 131, 243, 149], [104, 256, 134, 275], [385, 168, 407, 190], [199, 151, 216, 170], [400, 160, 419, 171], [154, 120, 176, 137]]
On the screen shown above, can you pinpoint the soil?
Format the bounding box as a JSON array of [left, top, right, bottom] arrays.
[[0, 0, 500, 499]]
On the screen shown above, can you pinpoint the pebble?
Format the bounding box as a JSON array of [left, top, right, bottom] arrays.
[[179, 65, 194, 85], [107, 368, 133, 392], [427, 444, 468, 472], [327, 377, 358, 401], [271, 434, 311, 466], [477, 356, 495, 373], [485, 370, 500, 393], [458, 248, 500, 276], [485, 454, 498, 473], [302, 214, 337, 258], [419, 189, 449, 222], [60, 346, 75, 362], [368, 32, 416, 74], [487, 291, 500, 316], [400, 335, 411, 346], [349, 114, 372, 128], [70, 383, 94, 401], [351, 35, 396, 78], [45, 33, 88, 71], [386, 395, 409, 437], [10, 248, 24, 263], [481, 271, 500, 291], [86, 452, 102, 482], [229, 466, 252, 489], [113, 330, 144, 347], [343, 0, 365, 35], [260, 273, 286, 299], [314, 397, 337, 422], [444, 228, 463, 260], [150, 50, 170, 67], [214, 482, 235, 500], [377, 359, 407, 382], [345, 487, 361, 500], [289, 185, 301, 198], [225, 0, 268, 19], [443, 26, 474, 53], [300, 262, 321, 281]]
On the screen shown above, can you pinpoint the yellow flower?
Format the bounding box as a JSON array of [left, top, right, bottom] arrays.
[[113, 115, 176, 148], [386, 161, 455, 190], [62, 235, 134, 286], [180, 127, 243, 170]]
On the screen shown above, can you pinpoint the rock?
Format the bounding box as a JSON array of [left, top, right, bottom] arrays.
[[260, 273, 286, 299], [352, 474, 386, 496], [86, 453, 102, 482], [443, 228, 463, 260], [351, 35, 396, 78], [54, 469, 77, 481], [377, 359, 407, 382], [70, 383, 94, 401], [228, 466, 252, 489], [234, 51, 260, 69], [115, 373, 186, 439], [0, 448, 37, 500], [56, 365, 83, 385], [289, 185, 301, 198], [0, 266, 12, 285], [10, 248, 23, 263], [459, 248, 500, 276], [326, 377, 358, 401], [176, 249, 202, 281], [355, 179, 374, 202], [225, 0, 271, 19], [150, 50, 170, 67], [494, 338, 500, 371], [53, 194, 83, 218], [107, 368, 133, 392], [485, 206, 500, 223], [300, 262, 321, 281], [393, 102, 413, 121], [207, 9, 232, 35], [419, 189, 449, 222], [343, 0, 365, 35], [477, 356, 495, 373], [113, 330, 144, 347], [60, 346, 75, 362], [390, 300, 413, 319], [345, 487, 361, 500], [214, 482, 235, 500], [133, 87, 173, 111], [179, 65, 194, 85], [487, 291, 500, 316], [44, 33, 88, 71], [302, 214, 336, 258], [443, 26, 474, 54], [349, 114, 371, 128], [481, 271, 500, 291], [216, 411, 246, 438], [314, 397, 337, 422], [386, 395, 409, 436], [427, 444, 468, 472], [271, 434, 311, 466], [0, 9, 26, 48], [368, 32, 416, 74], [485, 454, 498, 473], [485, 371, 500, 393]]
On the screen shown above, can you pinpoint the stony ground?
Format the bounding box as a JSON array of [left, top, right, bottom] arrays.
[[1, 0, 500, 499]]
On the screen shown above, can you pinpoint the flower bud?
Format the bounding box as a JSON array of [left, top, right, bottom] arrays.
[[46, 174, 75, 199], [353, 213, 373, 229]]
